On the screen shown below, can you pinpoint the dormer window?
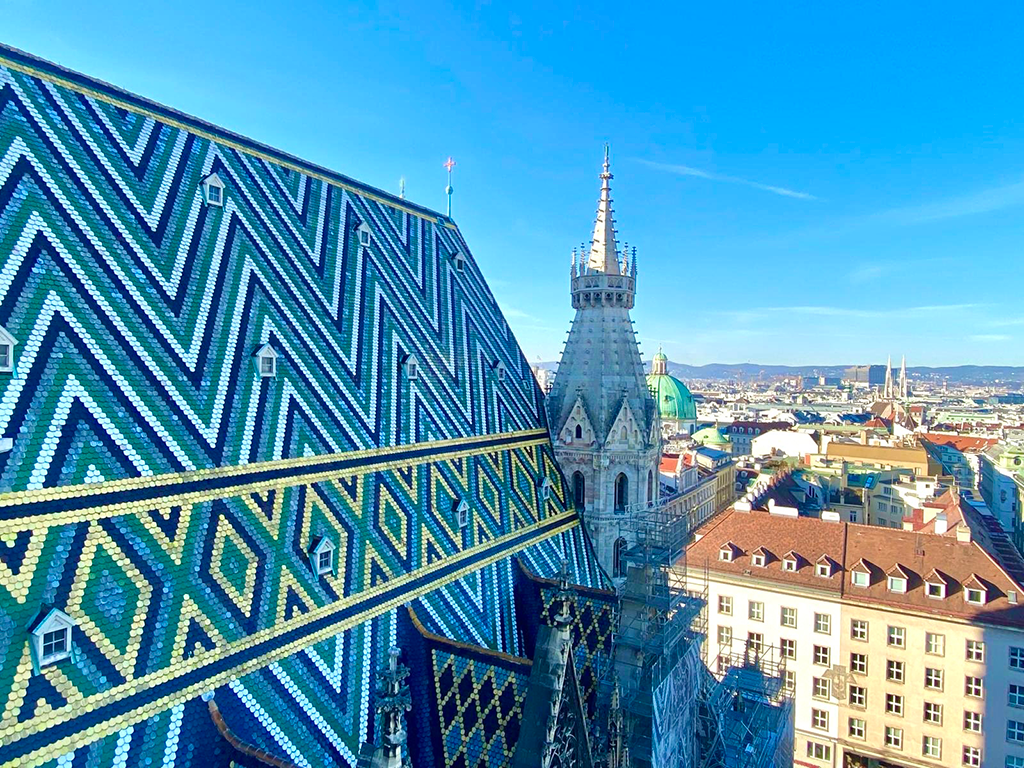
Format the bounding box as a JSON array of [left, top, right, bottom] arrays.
[[254, 343, 277, 378], [0, 325, 17, 373], [852, 570, 869, 587], [403, 353, 419, 380], [782, 551, 800, 572], [718, 543, 737, 562], [357, 223, 371, 248], [202, 173, 225, 207], [964, 575, 987, 605], [453, 251, 466, 273], [539, 477, 554, 502], [309, 537, 336, 576], [816, 557, 834, 578], [492, 361, 506, 384], [925, 569, 948, 599], [453, 498, 470, 529], [28, 608, 75, 669], [751, 549, 766, 568]]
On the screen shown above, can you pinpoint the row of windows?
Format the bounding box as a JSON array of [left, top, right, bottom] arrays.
[[847, 675, 985, 708]]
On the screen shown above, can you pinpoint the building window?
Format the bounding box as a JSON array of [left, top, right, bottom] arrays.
[[851, 619, 868, 641], [613, 537, 628, 578], [886, 692, 904, 716], [782, 555, 797, 572], [28, 608, 75, 668], [812, 677, 831, 700], [403, 353, 419, 380], [717, 595, 732, 615], [781, 607, 797, 628], [886, 659, 905, 683], [746, 632, 763, 655], [965, 587, 986, 605], [962, 746, 981, 767], [453, 499, 470, 529], [202, 173, 225, 206], [885, 726, 903, 750], [965, 676, 983, 698], [887, 625, 905, 648], [780, 638, 796, 659], [717, 626, 732, 646], [811, 708, 829, 731], [309, 537, 336, 576], [888, 575, 908, 593], [357, 223, 372, 248], [647, 470, 653, 504], [574, 424, 583, 440], [849, 684, 866, 708], [806, 742, 831, 762], [924, 701, 943, 724], [748, 601, 763, 622], [923, 736, 942, 759], [813, 645, 830, 667], [1006, 758, 1024, 768], [848, 717, 866, 739], [966, 640, 985, 662], [255, 344, 277, 378], [614, 473, 628, 512], [783, 670, 796, 693], [1011, 647, 1024, 670], [926, 632, 945, 656], [752, 552, 766, 567], [453, 251, 466, 273], [963, 710, 981, 732], [851, 570, 870, 587], [1009, 720, 1024, 744], [815, 560, 832, 578], [924, 667, 943, 691], [0, 325, 17, 373], [850, 652, 868, 675], [572, 472, 586, 509], [814, 613, 831, 635], [926, 580, 946, 598], [1012, 684, 1024, 709]]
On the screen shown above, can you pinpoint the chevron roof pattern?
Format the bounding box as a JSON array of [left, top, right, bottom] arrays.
[[0, 44, 603, 768]]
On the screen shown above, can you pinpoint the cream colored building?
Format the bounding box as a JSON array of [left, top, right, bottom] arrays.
[[688, 503, 1024, 768]]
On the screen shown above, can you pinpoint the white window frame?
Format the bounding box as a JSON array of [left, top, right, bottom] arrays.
[[751, 552, 765, 567], [887, 625, 906, 648], [310, 537, 336, 577], [926, 580, 946, 598], [780, 606, 797, 628], [357, 223, 372, 248], [886, 692, 904, 716], [811, 708, 829, 731], [962, 746, 981, 767], [29, 608, 75, 668], [887, 575, 908, 593], [254, 343, 277, 378], [925, 667, 944, 691], [924, 701, 943, 725], [849, 685, 866, 708], [848, 717, 865, 739], [0, 325, 17, 373], [965, 675, 983, 698], [922, 735, 942, 759], [963, 710, 981, 731], [966, 640, 985, 662], [718, 595, 732, 615], [851, 570, 869, 587], [851, 619, 868, 641], [926, 632, 945, 656], [965, 587, 986, 605], [748, 600, 763, 622], [885, 726, 903, 750], [814, 612, 831, 635], [202, 173, 225, 207], [454, 498, 470, 529], [403, 353, 419, 380]]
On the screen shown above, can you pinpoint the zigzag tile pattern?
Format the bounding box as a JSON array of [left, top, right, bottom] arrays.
[[0, 46, 603, 768]]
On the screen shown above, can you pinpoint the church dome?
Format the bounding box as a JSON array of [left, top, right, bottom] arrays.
[[693, 426, 730, 447], [646, 370, 697, 422]]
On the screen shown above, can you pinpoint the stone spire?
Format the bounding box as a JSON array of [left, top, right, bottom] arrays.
[[587, 145, 620, 275], [899, 355, 908, 400], [883, 355, 893, 400]]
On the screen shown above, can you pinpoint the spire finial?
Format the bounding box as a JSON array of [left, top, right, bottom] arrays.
[[587, 145, 619, 274], [443, 157, 456, 217], [399, 177, 406, 199]]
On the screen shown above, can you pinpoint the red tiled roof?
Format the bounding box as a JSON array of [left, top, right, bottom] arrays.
[[689, 506, 1024, 627], [921, 434, 999, 453]]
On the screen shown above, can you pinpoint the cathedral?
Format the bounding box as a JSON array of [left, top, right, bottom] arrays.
[[545, 148, 661, 577]]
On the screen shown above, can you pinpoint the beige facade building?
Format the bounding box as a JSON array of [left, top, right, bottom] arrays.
[[688, 504, 1024, 768], [825, 442, 941, 476]]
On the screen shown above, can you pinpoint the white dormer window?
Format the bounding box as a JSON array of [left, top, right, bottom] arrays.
[[965, 588, 986, 605], [453, 498, 470, 529], [816, 560, 833, 578], [0, 325, 17, 373], [783, 558, 797, 572], [718, 545, 735, 562], [254, 343, 277, 378], [403, 353, 419, 380], [357, 223, 371, 248], [29, 608, 75, 669], [751, 552, 766, 568], [202, 173, 225, 207], [887, 576, 907, 594], [453, 251, 466, 273], [493, 361, 506, 383], [309, 537, 336, 576], [539, 477, 554, 502], [851, 570, 869, 587], [926, 581, 946, 599]]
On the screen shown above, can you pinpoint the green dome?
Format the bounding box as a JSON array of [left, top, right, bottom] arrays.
[[693, 426, 729, 447], [646, 371, 697, 422]]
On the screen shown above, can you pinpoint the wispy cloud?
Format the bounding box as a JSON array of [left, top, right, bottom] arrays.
[[870, 180, 1024, 226], [637, 159, 818, 200], [987, 317, 1024, 328], [970, 334, 1012, 342], [501, 307, 535, 320]]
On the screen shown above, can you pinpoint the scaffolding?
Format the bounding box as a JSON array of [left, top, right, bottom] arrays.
[[607, 500, 709, 768]]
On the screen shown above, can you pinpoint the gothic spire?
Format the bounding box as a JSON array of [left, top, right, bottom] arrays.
[[883, 355, 893, 400], [587, 144, 620, 275], [899, 355, 908, 400]]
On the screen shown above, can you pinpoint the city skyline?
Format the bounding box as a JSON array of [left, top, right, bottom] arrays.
[[5, 1, 1024, 367]]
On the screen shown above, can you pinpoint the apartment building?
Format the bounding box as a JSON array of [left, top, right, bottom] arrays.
[[688, 505, 1024, 768]]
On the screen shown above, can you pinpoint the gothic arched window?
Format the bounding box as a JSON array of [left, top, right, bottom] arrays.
[[647, 470, 654, 503], [572, 471, 586, 510], [613, 537, 628, 578], [575, 424, 582, 440], [614, 473, 628, 512]]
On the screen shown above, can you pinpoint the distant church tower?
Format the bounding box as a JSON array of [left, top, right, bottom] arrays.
[[546, 147, 660, 577]]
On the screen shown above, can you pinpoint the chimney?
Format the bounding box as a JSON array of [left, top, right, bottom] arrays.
[[955, 524, 972, 543], [933, 511, 948, 535]]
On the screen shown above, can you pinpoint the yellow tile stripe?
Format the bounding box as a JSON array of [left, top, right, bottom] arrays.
[[2, 511, 578, 768]]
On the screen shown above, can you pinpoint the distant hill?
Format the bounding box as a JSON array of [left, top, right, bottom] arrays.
[[533, 361, 1024, 385]]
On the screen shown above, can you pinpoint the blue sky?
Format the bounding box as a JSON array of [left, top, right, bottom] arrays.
[[5, 1, 1024, 366]]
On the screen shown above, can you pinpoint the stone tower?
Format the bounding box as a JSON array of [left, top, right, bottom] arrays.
[[547, 147, 660, 577]]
